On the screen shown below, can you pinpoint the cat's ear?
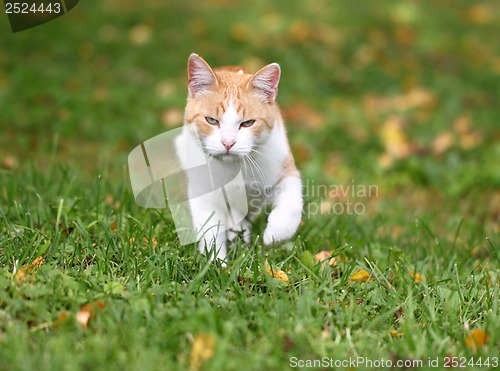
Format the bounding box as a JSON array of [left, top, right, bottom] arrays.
[[248, 63, 281, 103], [188, 53, 218, 97]]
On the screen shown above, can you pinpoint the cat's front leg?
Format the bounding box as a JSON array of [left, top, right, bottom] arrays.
[[198, 232, 227, 262], [190, 196, 228, 262], [263, 176, 303, 245]]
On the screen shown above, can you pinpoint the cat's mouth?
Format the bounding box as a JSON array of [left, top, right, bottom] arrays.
[[211, 152, 241, 162], [204, 146, 250, 161]]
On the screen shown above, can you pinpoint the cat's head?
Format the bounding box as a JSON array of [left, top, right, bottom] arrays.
[[184, 53, 282, 161]]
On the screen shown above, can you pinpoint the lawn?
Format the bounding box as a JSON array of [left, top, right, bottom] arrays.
[[1, 0, 499, 370]]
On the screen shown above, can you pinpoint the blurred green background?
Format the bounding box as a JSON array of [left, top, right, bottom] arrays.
[[1, 1, 499, 369], [2, 0, 499, 232]]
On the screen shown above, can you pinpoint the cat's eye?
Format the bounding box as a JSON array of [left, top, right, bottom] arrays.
[[240, 119, 256, 128], [205, 116, 219, 125]]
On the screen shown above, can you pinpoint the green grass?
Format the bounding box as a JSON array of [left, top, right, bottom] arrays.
[[1, 0, 499, 370]]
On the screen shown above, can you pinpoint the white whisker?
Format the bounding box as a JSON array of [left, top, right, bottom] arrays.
[[247, 153, 268, 186]]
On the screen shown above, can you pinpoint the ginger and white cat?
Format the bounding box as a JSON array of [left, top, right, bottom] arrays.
[[176, 53, 302, 262]]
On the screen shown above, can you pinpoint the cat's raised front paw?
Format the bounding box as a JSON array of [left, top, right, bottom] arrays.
[[263, 208, 301, 245], [198, 235, 227, 263]]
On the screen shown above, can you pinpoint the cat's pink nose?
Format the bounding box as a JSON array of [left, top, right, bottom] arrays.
[[221, 139, 236, 152]]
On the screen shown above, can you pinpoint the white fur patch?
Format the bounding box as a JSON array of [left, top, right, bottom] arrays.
[[221, 100, 240, 126], [263, 176, 303, 245], [219, 100, 240, 145]]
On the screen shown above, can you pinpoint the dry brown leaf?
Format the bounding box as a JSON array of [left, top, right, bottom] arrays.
[[393, 26, 415, 46], [2, 155, 19, 170], [15, 256, 45, 282], [75, 309, 91, 329], [409, 270, 426, 284], [104, 194, 114, 205], [289, 21, 311, 42], [230, 23, 251, 42], [432, 132, 454, 155], [464, 4, 494, 25], [465, 329, 489, 351], [460, 132, 483, 150], [349, 269, 374, 283], [402, 88, 436, 110], [390, 329, 404, 338], [265, 260, 289, 282], [314, 251, 337, 266], [155, 80, 177, 99], [14, 267, 28, 282], [378, 153, 394, 170], [320, 201, 332, 215], [315, 24, 343, 47], [190, 333, 216, 371], [129, 24, 151, 45], [453, 116, 483, 149], [379, 115, 414, 159], [75, 301, 108, 329], [321, 326, 331, 340], [283, 103, 325, 129], [53, 312, 70, 329], [162, 108, 183, 128], [364, 88, 436, 116], [454, 115, 470, 134]]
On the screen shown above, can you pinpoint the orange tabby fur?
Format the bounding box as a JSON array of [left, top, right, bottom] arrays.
[[181, 54, 303, 261], [184, 63, 299, 179]]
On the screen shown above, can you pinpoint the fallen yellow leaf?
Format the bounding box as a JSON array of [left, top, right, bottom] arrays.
[[350, 269, 374, 282], [190, 333, 216, 371], [265, 260, 289, 282], [390, 329, 404, 338], [14, 256, 45, 282], [431, 132, 454, 155], [230, 22, 251, 42], [378, 153, 394, 170], [2, 155, 19, 170], [75, 301, 107, 329], [314, 251, 337, 266], [464, 4, 494, 25], [409, 270, 426, 283], [363, 88, 436, 116], [465, 329, 489, 351], [289, 20, 311, 42], [162, 108, 183, 128], [53, 312, 70, 329], [283, 103, 325, 129], [380, 116, 413, 160], [129, 24, 151, 45]]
